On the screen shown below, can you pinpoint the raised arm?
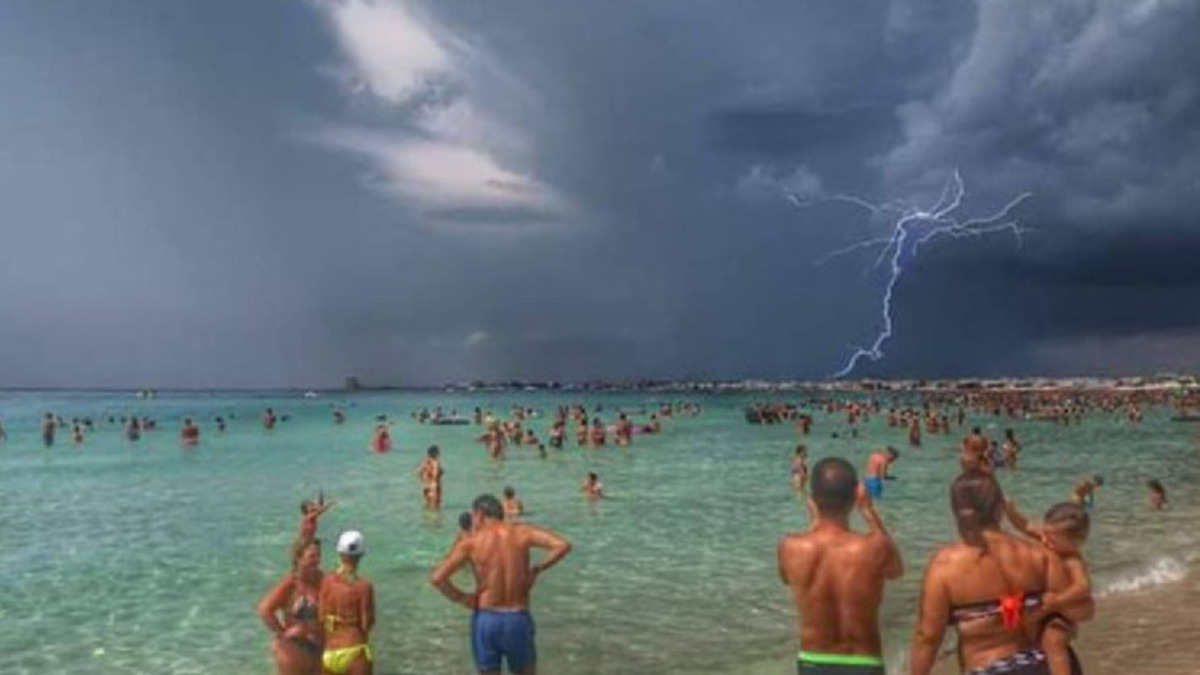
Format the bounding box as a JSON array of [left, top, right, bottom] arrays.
[[1003, 498, 1041, 541], [910, 552, 951, 675], [429, 538, 476, 609], [858, 484, 903, 579]]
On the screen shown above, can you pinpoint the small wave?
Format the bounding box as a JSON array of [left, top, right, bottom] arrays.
[[1098, 557, 1187, 597]]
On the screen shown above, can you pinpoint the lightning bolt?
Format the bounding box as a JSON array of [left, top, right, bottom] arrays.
[[789, 170, 1033, 378]]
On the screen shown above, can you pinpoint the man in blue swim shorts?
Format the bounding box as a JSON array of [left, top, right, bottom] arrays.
[[430, 494, 573, 674], [863, 447, 899, 500]]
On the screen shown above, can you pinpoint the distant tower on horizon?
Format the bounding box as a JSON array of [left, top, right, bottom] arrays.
[[345, 376, 361, 391]]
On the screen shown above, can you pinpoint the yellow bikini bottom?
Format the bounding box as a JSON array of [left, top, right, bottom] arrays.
[[322, 644, 372, 674]]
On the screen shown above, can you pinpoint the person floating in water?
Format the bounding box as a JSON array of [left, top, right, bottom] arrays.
[[582, 472, 604, 500], [319, 531, 376, 675], [430, 494, 572, 675], [1071, 476, 1103, 511], [181, 418, 200, 446], [863, 447, 899, 501], [369, 424, 392, 453], [778, 457, 902, 675], [792, 445, 809, 493], [1147, 480, 1168, 510], [42, 413, 56, 447], [502, 486, 525, 521]]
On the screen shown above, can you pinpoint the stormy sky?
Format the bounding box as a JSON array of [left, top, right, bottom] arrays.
[[1, 0, 1198, 388]]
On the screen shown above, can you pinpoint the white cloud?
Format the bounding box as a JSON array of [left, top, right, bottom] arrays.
[[464, 330, 489, 349], [736, 163, 825, 200], [310, 0, 571, 232]]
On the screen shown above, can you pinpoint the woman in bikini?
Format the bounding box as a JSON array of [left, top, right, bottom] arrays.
[[910, 471, 1084, 675], [258, 539, 325, 675]]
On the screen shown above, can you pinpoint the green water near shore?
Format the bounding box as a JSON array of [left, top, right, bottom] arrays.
[[1, 391, 1197, 674]]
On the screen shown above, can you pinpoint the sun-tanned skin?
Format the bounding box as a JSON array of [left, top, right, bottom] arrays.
[[909, 473, 1091, 675], [318, 550, 375, 675], [430, 496, 572, 675], [778, 458, 902, 671]]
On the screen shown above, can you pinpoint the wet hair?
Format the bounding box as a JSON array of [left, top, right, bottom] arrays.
[[1147, 480, 1166, 499], [795, 444, 807, 456], [427, 445, 440, 458], [810, 457, 858, 518], [503, 486, 515, 498], [1043, 502, 1090, 543], [886, 446, 900, 459], [950, 470, 1005, 547], [972, 426, 982, 435], [300, 500, 312, 514], [1092, 475, 1105, 487], [472, 494, 503, 520], [458, 512, 473, 532], [588, 472, 599, 481]]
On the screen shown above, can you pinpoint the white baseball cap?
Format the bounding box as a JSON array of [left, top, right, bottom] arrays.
[[336, 530, 365, 556]]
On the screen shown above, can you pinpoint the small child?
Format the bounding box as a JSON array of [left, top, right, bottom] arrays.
[[1005, 499, 1092, 675], [290, 494, 335, 565]]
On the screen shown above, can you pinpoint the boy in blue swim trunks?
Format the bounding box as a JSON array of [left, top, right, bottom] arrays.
[[430, 494, 573, 674], [863, 447, 899, 500]]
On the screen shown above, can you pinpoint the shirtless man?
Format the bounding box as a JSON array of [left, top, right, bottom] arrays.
[[430, 494, 573, 675], [960, 427, 992, 473], [778, 457, 902, 674], [319, 531, 376, 675], [42, 413, 56, 447], [502, 486, 525, 521], [863, 447, 899, 501]]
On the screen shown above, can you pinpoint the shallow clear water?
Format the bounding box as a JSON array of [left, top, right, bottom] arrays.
[[1, 391, 1197, 674]]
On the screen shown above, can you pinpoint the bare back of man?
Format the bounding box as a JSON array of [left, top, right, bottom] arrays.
[[779, 458, 901, 675], [431, 495, 571, 675]]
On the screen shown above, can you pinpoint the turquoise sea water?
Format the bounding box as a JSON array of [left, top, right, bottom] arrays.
[[2, 391, 1198, 674]]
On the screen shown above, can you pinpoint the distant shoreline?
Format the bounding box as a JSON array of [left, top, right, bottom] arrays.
[[1, 374, 1195, 396]]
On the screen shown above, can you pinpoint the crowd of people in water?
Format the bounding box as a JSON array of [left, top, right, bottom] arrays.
[[2, 389, 1185, 674]]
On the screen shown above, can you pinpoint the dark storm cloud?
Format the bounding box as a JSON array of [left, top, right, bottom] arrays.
[[2, 0, 1198, 387]]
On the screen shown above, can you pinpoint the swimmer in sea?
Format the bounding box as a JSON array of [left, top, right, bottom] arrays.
[[863, 447, 899, 501], [0, 419, 6, 443], [42, 413, 56, 447], [502, 486, 525, 521], [215, 416, 227, 433], [615, 413, 633, 447], [181, 418, 200, 446], [1147, 480, 1167, 510], [1070, 476, 1103, 511], [126, 416, 141, 442], [292, 494, 336, 565], [369, 424, 392, 453], [792, 445, 809, 492], [1002, 428, 1021, 470], [961, 427, 992, 473], [333, 408, 346, 425], [417, 446, 444, 510], [263, 408, 277, 430], [582, 472, 603, 500], [589, 417, 606, 447]]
